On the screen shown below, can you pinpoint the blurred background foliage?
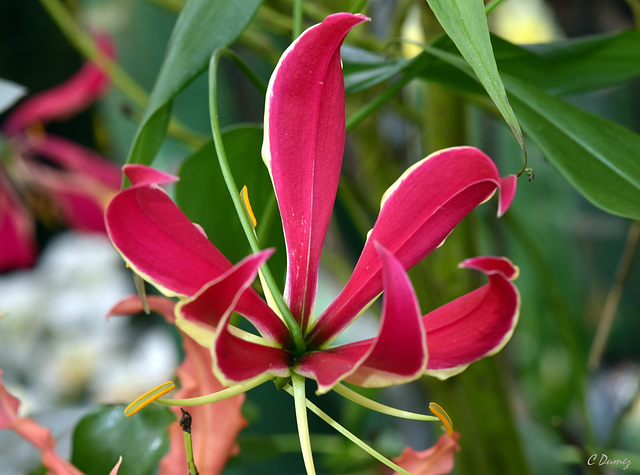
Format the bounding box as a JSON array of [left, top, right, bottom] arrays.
[[1, 0, 639, 474]]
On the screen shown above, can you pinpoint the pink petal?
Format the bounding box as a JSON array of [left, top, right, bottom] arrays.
[[297, 244, 427, 393], [498, 175, 517, 217], [0, 175, 38, 271], [393, 432, 461, 475], [159, 329, 247, 475], [177, 249, 289, 345], [3, 32, 115, 135], [263, 12, 368, 329], [309, 146, 507, 346], [105, 181, 289, 343], [105, 183, 237, 296], [213, 325, 291, 384], [29, 135, 121, 189], [123, 163, 178, 188], [423, 256, 520, 378], [0, 369, 85, 475]]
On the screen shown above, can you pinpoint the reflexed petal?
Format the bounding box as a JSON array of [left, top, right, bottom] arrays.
[[309, 146, 508, 345], [498, 175, 517, 217], [423, 256, 520, 379], [297, 245, 427, 393], [263, 12, 368, 328], [105, 182, 235, 296], [108, 294, 177, 324], [177, 249, 289, 345], [3, 32, 115, 135], [213, 325, 290, 384], [105, 179, 288, 342]]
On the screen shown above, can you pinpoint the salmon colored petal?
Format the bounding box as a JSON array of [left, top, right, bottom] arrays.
[[0, 369, 85, 475], [2, 32, 115, 135], [263, 12, 368, 329], [393, 432, 461, 475], [423, 256, 520, 379], [159, 327, 247, 475], [309, 146, 508, 346], [297, 245, 427, 393], [108, 294, 177, 324], [177, 249, 289, 345]]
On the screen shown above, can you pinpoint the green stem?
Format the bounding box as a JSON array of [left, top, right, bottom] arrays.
[[39, 0, 148, 108], [350, 0, 368, 14], [292, 374, 316, 475], [292, 0, 303, 40], [208, 49, 305, 353], [333, 383, 438, 421], [284, 383, 411, 475], [158, 374, 272, 406], [38, 0, 205, 149], [180, 409, 199, 475]]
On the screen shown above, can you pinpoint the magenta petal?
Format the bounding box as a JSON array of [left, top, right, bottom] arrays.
[[309, 146, 506, 345], [124, 163, 178, 188], [214, 323, 291, 384], [423, 256, 520, 378], [297, 244, 427, 393], [31, 135, 121, 189], [3, 32, 115, 135], [0, 176, 37, 271], [498, 175, 517, 217], [178, 249, 289, 345], [105, 183, 233, 296], [263, 13, 368, 328]]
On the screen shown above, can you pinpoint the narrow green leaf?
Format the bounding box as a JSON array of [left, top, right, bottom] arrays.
[[344, 31, 640, 98], [126, 0, 262, 166], [71, 404, 175, 475], [427, 0, 524, 148], [176, 125, 286, 284], [504, 75, 640, 220]]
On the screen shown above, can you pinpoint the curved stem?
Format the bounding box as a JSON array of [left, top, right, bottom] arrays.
[[333, 383, 438, 421], [284, 383, 410, 475], [157, 374, 272, 406], [208, 49, 305, 352], [292, 374, 316, 475]]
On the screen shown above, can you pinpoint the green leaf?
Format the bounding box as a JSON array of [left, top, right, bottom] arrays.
[[126, 0, 262, 166], [176, 125, 286, 285], [71, 404, 175, 475], [504, 75, 640, 220], [425, 0, 525, 150]]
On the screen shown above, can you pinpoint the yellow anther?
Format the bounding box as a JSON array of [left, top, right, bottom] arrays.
[[240, 185, 257, 228], [124, 381, 175, 417], [429, 402, 453, 438]]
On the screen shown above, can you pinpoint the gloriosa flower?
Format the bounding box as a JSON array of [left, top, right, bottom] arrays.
[[0, 33, 120, 272], [106, 12, 520, 473]]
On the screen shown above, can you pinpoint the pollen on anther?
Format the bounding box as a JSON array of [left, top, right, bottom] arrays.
[[124, 381, 175, 417], [240, 185, 257, 228], [429, 402, 453, 438]]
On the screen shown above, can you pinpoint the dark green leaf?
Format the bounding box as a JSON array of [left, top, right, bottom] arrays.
[[426, 0, 525, 150], [504, 75, 640, 220], [126, 0, 262, 166], [71, 404, 175, 475], [176, 125, 286, 285]]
